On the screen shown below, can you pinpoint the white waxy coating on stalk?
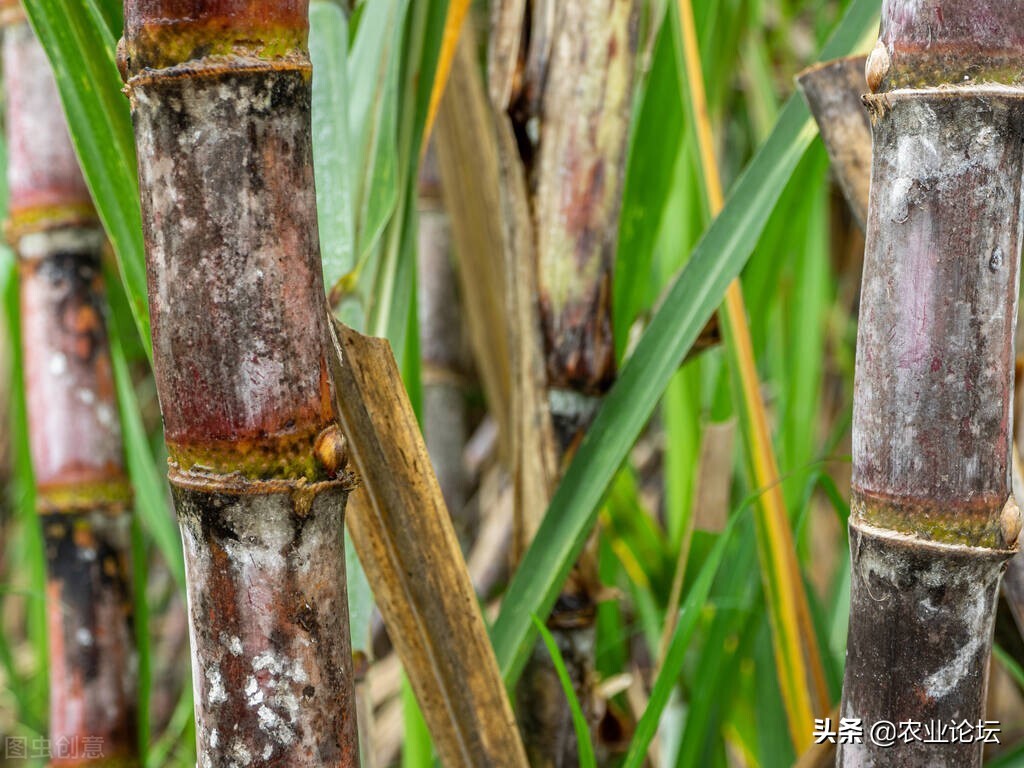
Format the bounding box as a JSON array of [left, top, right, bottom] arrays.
[[176, 483, 356, 765], [859, 534, 989, 700], [206, 665, 228, 705]]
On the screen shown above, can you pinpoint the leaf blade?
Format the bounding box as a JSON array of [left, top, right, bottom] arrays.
[[622, 515, 740, 768], [531, 616, 598, 768]]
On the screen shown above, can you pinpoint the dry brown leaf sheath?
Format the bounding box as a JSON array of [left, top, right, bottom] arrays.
[[330, 319, 529, 768]]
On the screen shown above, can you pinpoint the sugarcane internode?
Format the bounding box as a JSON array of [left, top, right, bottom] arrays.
[[841, 2, 1024, 766], [121, 1, 360, 765], [3, 4, 140, 765]]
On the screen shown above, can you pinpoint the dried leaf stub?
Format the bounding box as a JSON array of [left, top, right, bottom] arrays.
[[487, 0, 527, 110], [1001, 450, 1024, 636], [492, 91, 560, 550], [796, 56, 871, 230], [490, 0, 640, 395], [692, 420, 736, 533], [329, 319, 529, 768]]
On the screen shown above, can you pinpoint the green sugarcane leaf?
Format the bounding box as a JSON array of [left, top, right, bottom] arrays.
[[3, 252, 49, 729], [492, 0, 881, 688], [674, 525, 760, 768], [129, 516, 151, 755], [23, 0, 151, 354], [986, 738, 1024, 768], [311, 0, 356, 292], [107, 306, 184, 589], [0, 92, 45, 732], [595, 534, 627, 680], [752, 620, 796, 767], [994, 644, 1024, 692], [531, 616, 598, 768], [366, 0, 447, 381], [84, 0, 121, 39], [401, 676, 433, 768], [348, 0, 406, 267], [145, 685, 195, 768], [623, 513, 741, 768], [614, 7, 685, 357]]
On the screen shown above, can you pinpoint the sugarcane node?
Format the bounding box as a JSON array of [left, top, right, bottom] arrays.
[[549, 587, 597, 630], [1001, 495, 1022, 549], [861, 91, 891, 125], [866, 40, 890, 93], [36, 481, 133, 516], [121, 2, 308, 75], [123, 55, 312, 96], [314, 423, 349, 478], [4, 204, 98, 244], [538, 281, 617, 397], [850, 490, 1010, 549], [877, 0, 1024, 90], [167, 462, 356, 496]]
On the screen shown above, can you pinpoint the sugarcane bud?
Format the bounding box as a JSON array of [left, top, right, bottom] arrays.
[[1001, 495, 1022, 549], [315, 423, 348, 477], [865, 41, 890, 93], [115, 37, 130, 84]]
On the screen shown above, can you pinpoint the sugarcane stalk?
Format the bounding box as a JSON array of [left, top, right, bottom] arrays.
[[119, 4, 359, 765], [799, 50, 1024, 706], [2, 6, 139, 765], [489, 0, 640, 763], [839, 3, 1024, 765], [5, 36, 135, 768]]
